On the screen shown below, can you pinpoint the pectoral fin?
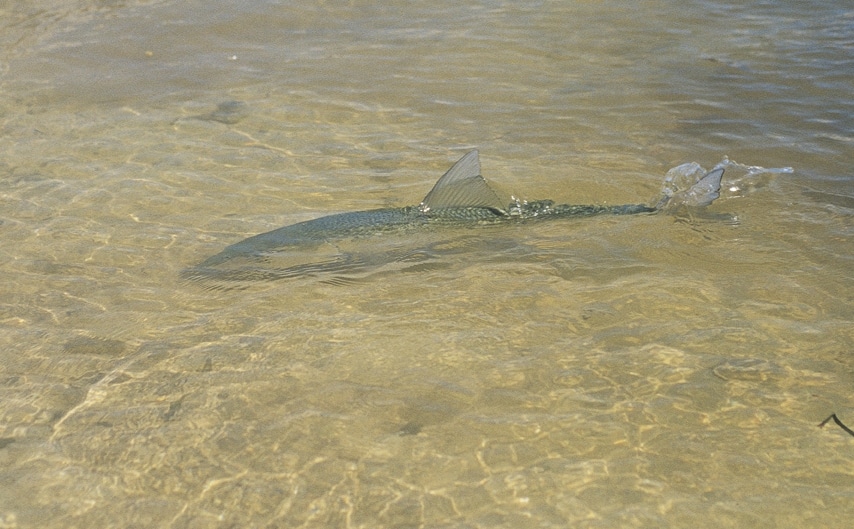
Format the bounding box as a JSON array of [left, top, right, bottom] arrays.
[[419, 150, 509, 214]]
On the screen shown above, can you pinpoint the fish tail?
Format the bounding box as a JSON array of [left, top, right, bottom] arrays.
[[655, 165, 725, 212]]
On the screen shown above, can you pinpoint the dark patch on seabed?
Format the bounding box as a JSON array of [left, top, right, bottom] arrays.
[[63, 336, 127, 357]]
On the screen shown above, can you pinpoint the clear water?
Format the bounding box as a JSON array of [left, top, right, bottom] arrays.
[[1, 0, 852, 527]]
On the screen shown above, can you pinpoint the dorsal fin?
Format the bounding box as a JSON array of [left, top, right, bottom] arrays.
[[419, 150, 508, 214]]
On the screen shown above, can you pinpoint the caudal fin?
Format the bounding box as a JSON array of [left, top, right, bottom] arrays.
[[656, 164, 725, 212], [678, 167, 725, 207]]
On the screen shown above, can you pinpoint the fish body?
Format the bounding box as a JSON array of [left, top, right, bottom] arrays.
[[189, 150, 723, 281], [198, 203, 656, 268]]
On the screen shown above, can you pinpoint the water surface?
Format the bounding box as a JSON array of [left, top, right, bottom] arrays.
[[1, 0, 852, 527]]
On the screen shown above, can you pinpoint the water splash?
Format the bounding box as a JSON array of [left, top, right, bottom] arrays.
[[716, 157, 793, 198], [660, 158, 793, 203]]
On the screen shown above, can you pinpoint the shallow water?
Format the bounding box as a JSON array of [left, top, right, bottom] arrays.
[[1, 0, 853, 527]]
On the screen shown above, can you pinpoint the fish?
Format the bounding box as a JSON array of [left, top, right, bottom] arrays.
[[184, 150, 724, 286]]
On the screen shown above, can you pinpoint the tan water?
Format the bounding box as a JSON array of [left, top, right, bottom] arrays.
[[1, 0, 852, 527]]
